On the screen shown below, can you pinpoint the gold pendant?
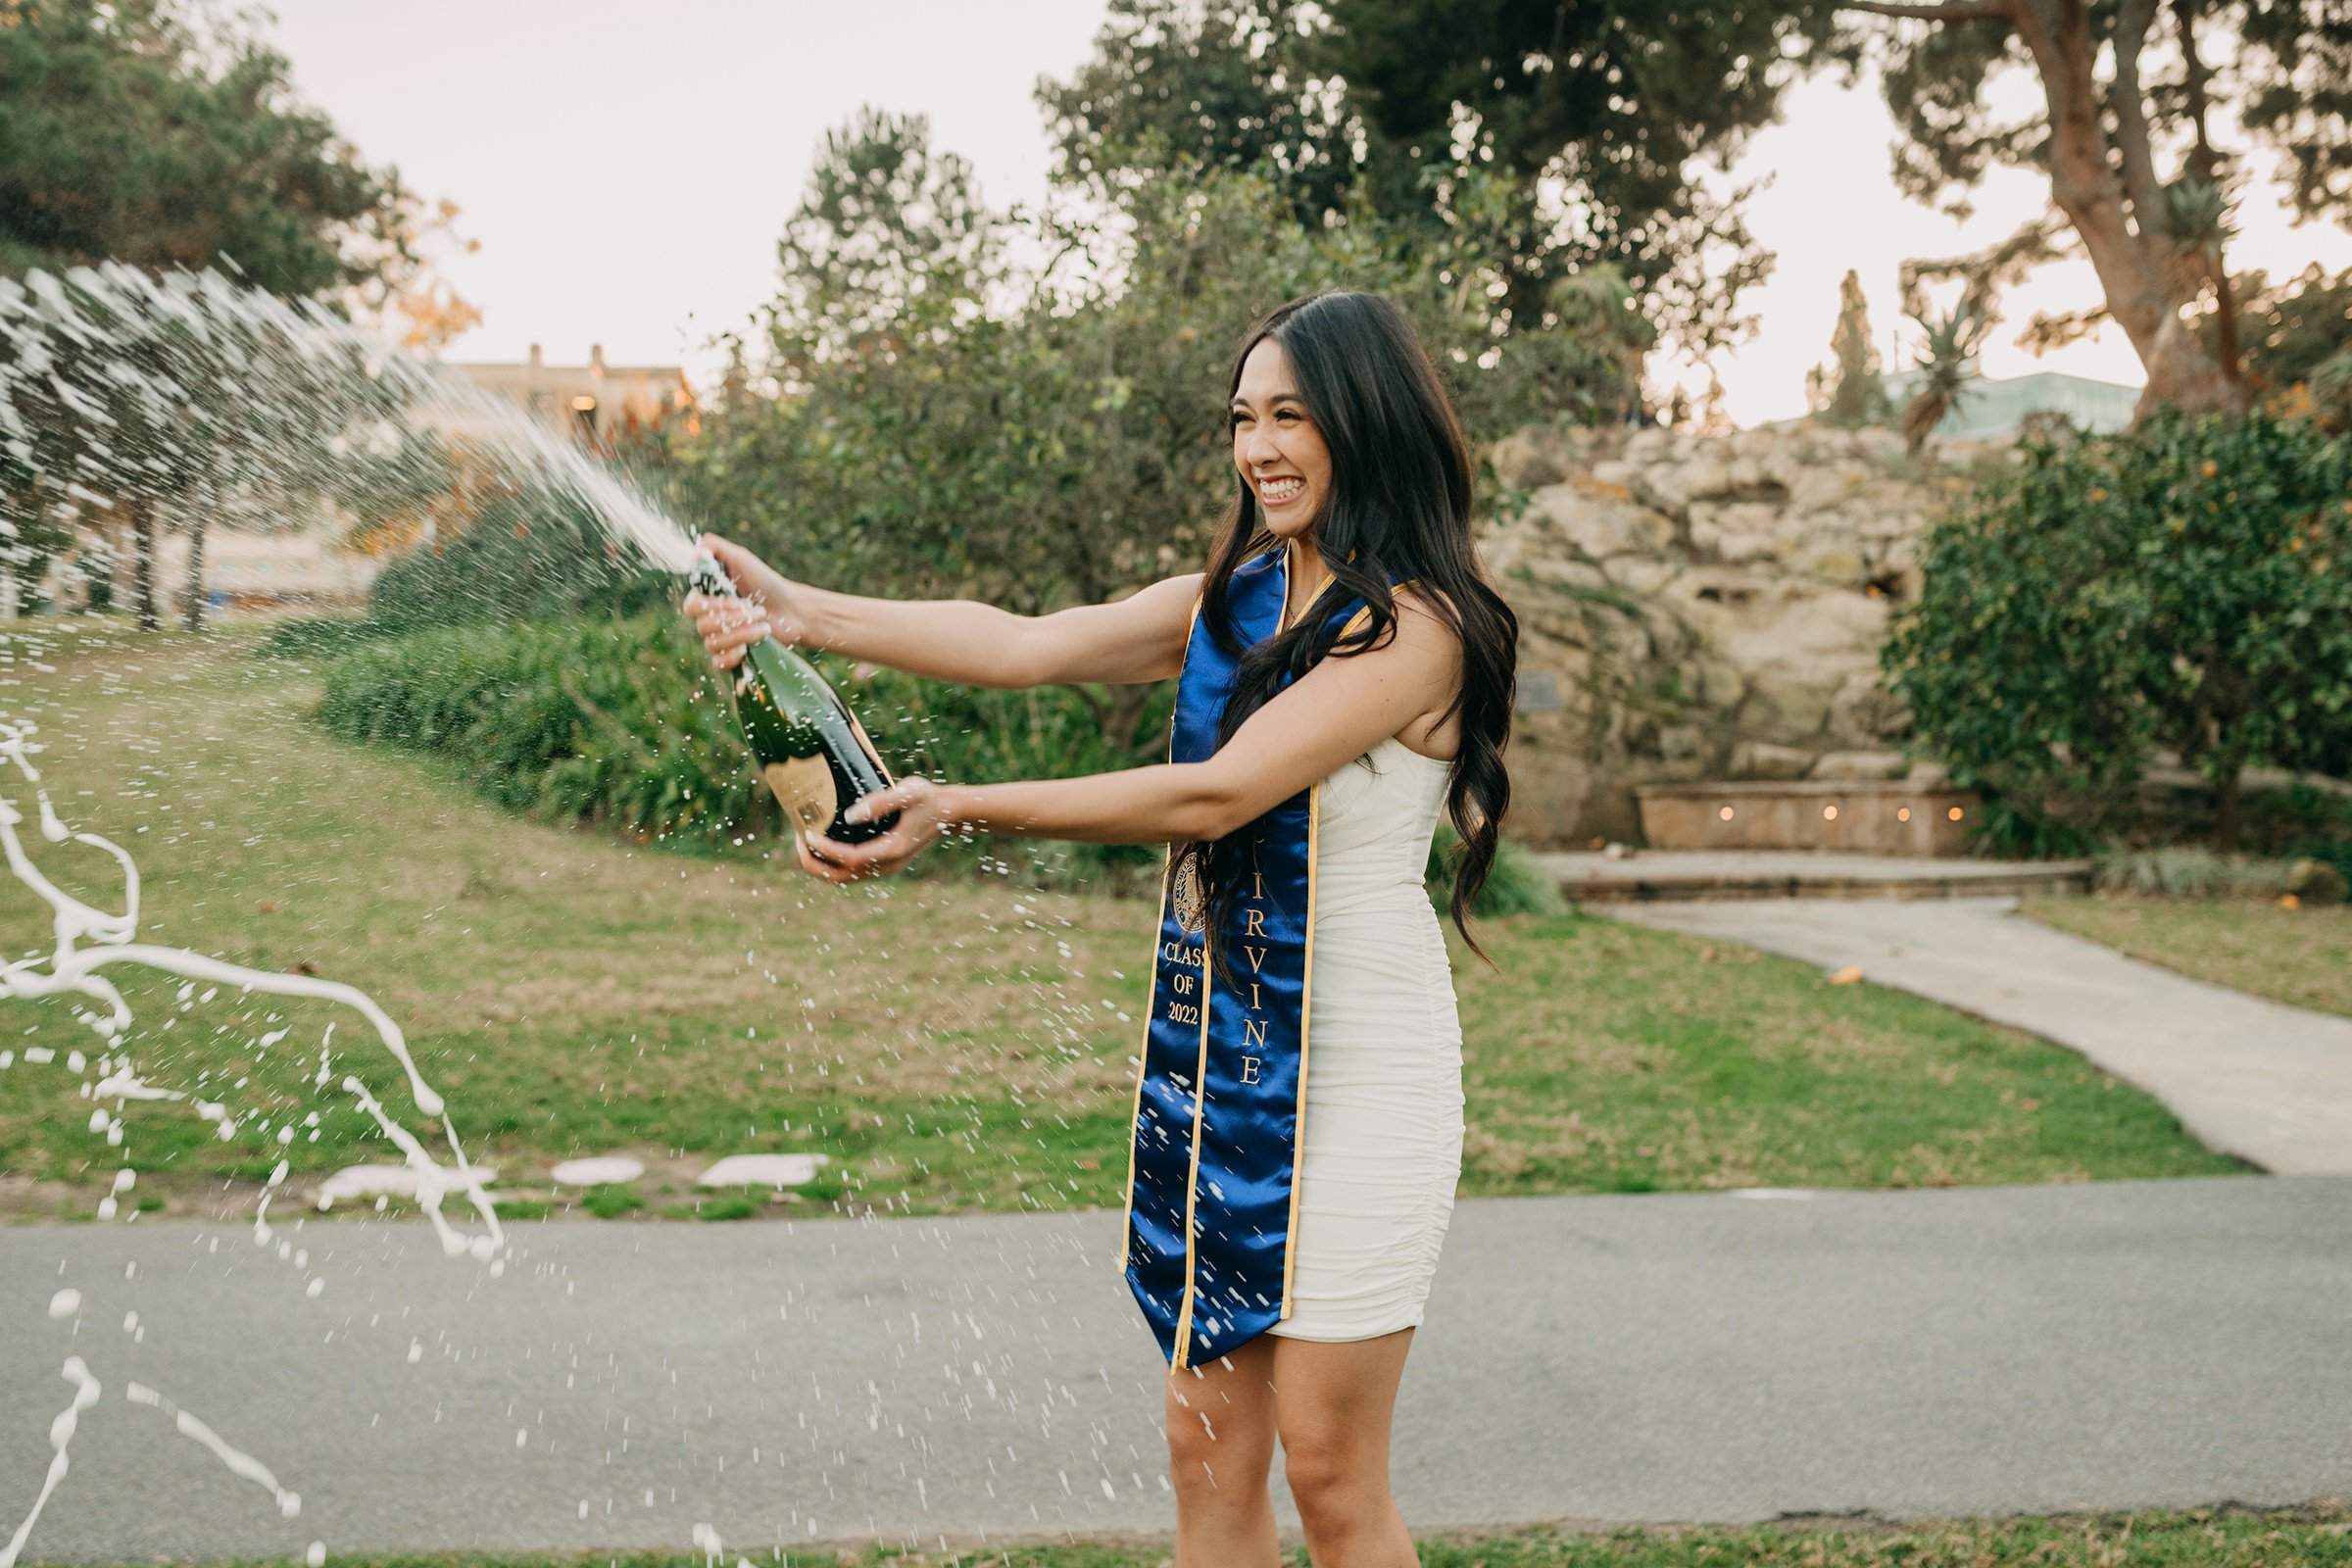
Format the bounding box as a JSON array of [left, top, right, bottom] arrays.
[[1172, 856, 1207, 934]]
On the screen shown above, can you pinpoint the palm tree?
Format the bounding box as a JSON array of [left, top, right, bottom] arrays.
[[1899, 302, 1992, 454]]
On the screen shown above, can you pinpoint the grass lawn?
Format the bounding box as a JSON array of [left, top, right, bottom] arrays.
[[2021, 890, 2352, 1020], [0, 621, 2245, 1221], [27, 1506, 2352, 1566]]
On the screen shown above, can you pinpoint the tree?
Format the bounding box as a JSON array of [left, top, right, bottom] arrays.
[[0, 0, 466, 627], [2226, 264, 2352, 429], [1812, 270, 1892, 426], [1833, 0, 2350, 419], [1898, 297, 1992, 451], [1151, 0, 2349, 422], [1885, 411, 2352, 850], [1040, 0, 1369, 228], [669, 114, 1635, 734], [1038, 0, 1854, 359], [0, 0, 419, 294]]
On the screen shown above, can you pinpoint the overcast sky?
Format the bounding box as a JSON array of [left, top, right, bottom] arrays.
[[267, 1, 2352, 428]]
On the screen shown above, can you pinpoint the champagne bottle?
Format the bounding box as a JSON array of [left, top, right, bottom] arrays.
[[692, 554, 901, 844]]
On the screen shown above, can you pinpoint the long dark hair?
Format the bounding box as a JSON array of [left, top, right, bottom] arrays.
[[1170, 290, 1519, 974]]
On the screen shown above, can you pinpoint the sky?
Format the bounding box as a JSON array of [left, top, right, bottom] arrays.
[[266, 1, 2352, 429]]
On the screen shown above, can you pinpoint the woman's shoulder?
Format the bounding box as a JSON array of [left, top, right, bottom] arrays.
[[1387, 581, 1463, 649]]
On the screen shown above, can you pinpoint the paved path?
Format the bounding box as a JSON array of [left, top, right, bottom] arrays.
[[1608, 896, 2352, 1177], [1544, 851, 2089, 902], [6, 1178, 2350, 1560]]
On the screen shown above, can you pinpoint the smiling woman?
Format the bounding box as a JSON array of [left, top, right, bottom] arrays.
[[685, 289, 1518, 1566]]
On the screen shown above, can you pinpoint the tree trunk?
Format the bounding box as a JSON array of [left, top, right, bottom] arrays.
[[2211, 763, 2240, 854], [1105, 681, 1162, 757], [2136, 317, 2239, 419], [181, 507, 208, 632], [2012, 0, 2242, 419], [129, 495, 159, 632], [2173, 0, 2245, 397]]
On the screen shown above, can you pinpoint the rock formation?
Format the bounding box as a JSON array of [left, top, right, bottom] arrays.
[[1483, 420, 1986, 845]]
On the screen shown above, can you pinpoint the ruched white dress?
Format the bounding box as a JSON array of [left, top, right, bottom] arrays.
[[1267, 734, 1466, 1343]]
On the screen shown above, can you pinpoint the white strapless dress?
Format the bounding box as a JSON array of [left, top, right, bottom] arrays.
[[1269, 734, 1466, 1343]]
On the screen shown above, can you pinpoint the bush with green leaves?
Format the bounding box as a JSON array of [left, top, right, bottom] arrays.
[[2091, 844, 2347, 904], [311, 613, 1172, 886], [309, 612, 1552, 914], [363, 488, 672, 632], [315, 615, 760, 851], [1884, 411, 2352, 851], [1426, 821, 1568, 919]]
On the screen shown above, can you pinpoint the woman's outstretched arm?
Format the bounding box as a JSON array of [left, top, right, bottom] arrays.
[[799, 591, 1464, 882], [686, 533, 1200, 690]]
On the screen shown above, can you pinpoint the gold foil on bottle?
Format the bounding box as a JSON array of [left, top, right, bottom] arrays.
[[763, 757, 839, 835]]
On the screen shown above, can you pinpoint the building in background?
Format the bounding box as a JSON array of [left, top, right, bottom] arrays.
[[1881, 368, 2140, 440], [438, 344, 698, 451]]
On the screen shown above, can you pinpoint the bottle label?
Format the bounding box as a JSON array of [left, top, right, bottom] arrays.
[[762, 757, 839, 836]]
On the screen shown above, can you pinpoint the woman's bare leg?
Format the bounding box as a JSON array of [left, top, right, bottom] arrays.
[[1271, 1328, 1419, 1567], [1165, 1336, 1281, 1567]]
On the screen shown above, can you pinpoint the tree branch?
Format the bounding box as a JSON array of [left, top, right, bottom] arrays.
[[2109, 0, 2169, 240], [1838, 0, 2016, 22]]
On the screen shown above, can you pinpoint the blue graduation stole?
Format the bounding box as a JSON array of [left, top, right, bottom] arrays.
[[1119, 548, 1374, 1368]]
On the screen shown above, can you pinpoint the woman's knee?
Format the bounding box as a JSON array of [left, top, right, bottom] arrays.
[[1163, 1382, 1274, 1494], [1279, 1425, 1388, 1523]]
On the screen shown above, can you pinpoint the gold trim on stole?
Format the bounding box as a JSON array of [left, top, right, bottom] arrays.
[[1170, 952, 1212, 1366], [1118, 590, 1207, 1276], [1280, 775, 1322, 1317]]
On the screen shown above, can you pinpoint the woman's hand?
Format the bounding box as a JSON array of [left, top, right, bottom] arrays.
[[792, 777, 953, 883], [682, 533, 810, 670]]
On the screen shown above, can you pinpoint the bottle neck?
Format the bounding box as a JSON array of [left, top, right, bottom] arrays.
[[693, 552, 774, 649]]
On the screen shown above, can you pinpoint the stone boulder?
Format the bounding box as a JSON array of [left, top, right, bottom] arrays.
[[1484, 420, 1986, 845]]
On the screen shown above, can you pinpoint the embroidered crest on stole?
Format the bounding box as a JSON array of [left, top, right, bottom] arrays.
[[1118, 549, 1371, 1368]]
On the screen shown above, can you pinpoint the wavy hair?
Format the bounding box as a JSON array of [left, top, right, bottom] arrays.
[[1170, 291, 1518, 976]]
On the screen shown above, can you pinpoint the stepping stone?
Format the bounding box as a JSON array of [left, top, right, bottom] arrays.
[[697, 1153, 829, 1189], [549, 1155, 646, 1187], [315, 1163, 496, 1207]]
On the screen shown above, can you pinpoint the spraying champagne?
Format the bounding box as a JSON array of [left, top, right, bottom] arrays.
[[690, 553, 901, 844]]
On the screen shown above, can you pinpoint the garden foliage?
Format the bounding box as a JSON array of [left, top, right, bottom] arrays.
[[309, 613, 1172, 886], [1885, 411, 2352, 850], [653, 116, 1645, 619], [303, 612, 1561, 911]]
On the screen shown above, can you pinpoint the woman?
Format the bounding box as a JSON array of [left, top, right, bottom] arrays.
[[686, 290, 1517, 1566]]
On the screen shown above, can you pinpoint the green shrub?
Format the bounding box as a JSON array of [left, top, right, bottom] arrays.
[[362, 490, 672, 634], [1885, 410, 2352, 852], [316, 614, 764, 852], [2090, 844, 2337, 901], [1427, 822, 1570, 919], [311, 612, 1171, 886], [260, 614, 403, 658], [308, 612, 1568, 911]]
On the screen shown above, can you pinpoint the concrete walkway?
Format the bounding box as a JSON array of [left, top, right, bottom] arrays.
[[1544, 849, 2092, 902], [5, 1179, 2350, 1560], [1608, 896, 2352, 1176]]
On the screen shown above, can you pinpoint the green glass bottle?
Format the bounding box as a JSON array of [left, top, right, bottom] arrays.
[[692, 555, 900, 844]]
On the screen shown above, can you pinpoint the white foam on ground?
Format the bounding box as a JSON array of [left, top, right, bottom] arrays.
[[697, 1153, 829, 1189], [549, 1155, 645, 1187], [0, 1358, 101, 1568], [315, 1164, 499, 1205]]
